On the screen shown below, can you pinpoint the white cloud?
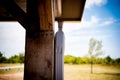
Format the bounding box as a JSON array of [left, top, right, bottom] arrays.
[[55, 16, 102, 33], [82, 16, 116, 27], [100, 18, 115, 26], [80, 16, 100, 28], [85, 0, 107, 9]]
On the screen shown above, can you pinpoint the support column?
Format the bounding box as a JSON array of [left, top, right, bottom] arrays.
[[24, 31, 54, 80], [24, 0, 54, 80]]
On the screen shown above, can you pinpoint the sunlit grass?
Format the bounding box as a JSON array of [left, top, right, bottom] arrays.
[[0, 68, 24, 74], [0, 64, 120, 80], [64, 64, 120, 80]]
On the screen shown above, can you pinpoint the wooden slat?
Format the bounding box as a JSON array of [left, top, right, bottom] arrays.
[[38, 0, 54, 30]]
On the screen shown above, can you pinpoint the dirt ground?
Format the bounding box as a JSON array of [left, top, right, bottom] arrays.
[[0, 72, 23, 80], [0, 64, 120, 80]]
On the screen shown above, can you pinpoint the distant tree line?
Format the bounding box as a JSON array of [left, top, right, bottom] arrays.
[[64, 55, 120, 65], [1, 51, 120, 65], [0, 52, 24, 63]]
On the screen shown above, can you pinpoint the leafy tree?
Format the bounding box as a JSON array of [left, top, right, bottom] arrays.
[[74, 57, 81, 64], [96, 58, 103, 64], [0, 52, 2, 57], [64, 55, 120, 65], [64, 55, 76, 64], [0, 52, 7, 63], [88, 38, 103, 73], [7, 53, 24, 63], [18, 53, 24, 63], [103, 55, 113, 64], [115, 58, 120, 64], [8, 55, 19, 63]]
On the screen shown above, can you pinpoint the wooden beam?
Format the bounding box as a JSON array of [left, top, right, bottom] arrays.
[[0, 0, 26, 21], [0, 0, 27, 29], [54, 0, 62, 17], [38, 0, 54, 30], [14, 0, 26, 12]]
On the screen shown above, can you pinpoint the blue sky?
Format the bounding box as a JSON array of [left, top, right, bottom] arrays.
[[0, 0, 120, 58]]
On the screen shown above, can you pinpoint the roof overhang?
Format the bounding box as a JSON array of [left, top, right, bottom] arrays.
[[0, 0, 86, 21], [55, 0, 86, 21]]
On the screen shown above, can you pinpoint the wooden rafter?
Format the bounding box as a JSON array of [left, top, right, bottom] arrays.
[[0, 0, 27, 29]]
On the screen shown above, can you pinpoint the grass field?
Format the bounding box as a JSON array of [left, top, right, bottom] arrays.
[[0, 64, 120, 80], [64, 64, 120, 80]]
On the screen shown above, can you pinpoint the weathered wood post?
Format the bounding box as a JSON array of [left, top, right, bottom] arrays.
[[24, 0, 54, 80]]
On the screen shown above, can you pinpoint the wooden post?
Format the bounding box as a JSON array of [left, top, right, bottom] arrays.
[[24, 31, 54, 80], [24, 0, 54, 80]]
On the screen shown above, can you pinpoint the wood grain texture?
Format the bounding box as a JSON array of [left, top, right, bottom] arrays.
[[24, 31, 54, 80], [54, 0, 62, 17], [38, 0, 54, 30], [24, 0, 55, 80]]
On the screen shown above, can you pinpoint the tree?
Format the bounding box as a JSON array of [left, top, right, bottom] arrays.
[[88, 38, 103, 73], [0, 52, 7, 63], [115, 58, 120, 64], [64, 55, 76, 64], [18, 53, 24, 63], [74, 57, 81, 64], [7, 53, 25, 63], [104, 55, 113, 64]]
